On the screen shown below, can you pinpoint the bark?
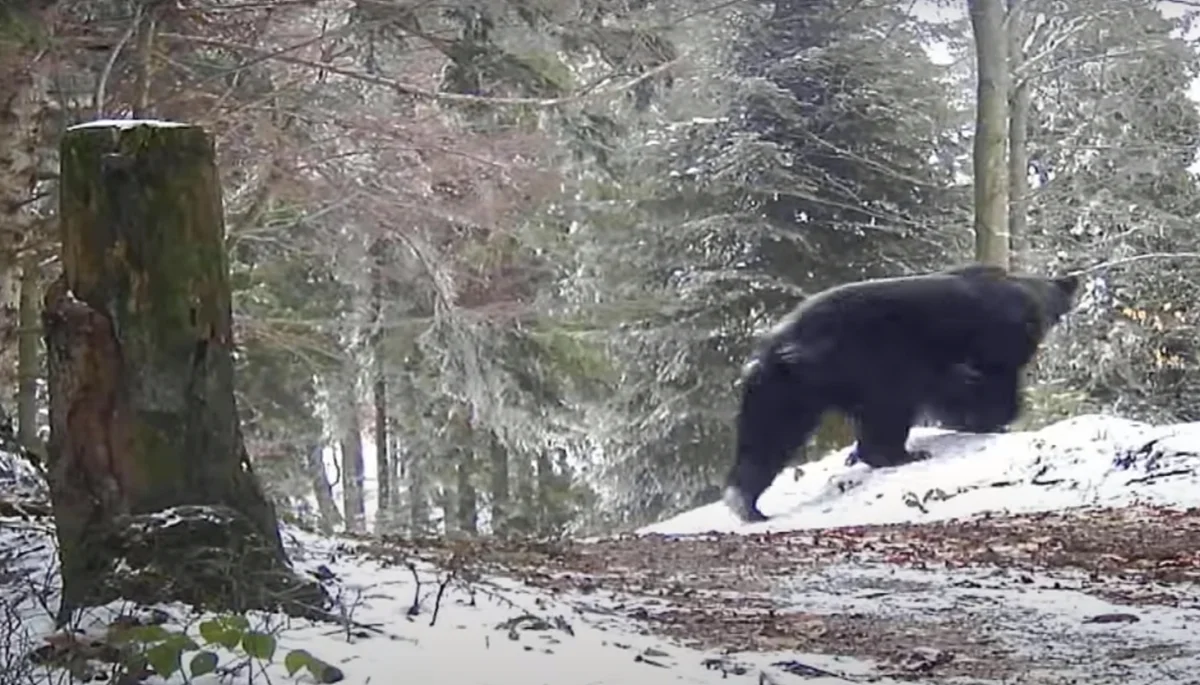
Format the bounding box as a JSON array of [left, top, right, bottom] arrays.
[[535, 449, 553, 535], [407, 440, 429, 534], [969, 0, 1010, 268], [371, 373, 388, 530], [336, 374, 365, 533], [46, 121, 292, 617], [455, 427, 478, 534], [437, 485, 455, 535], [0, 267, 17, 412], [488, 431, 509, 535], [16, 252, 40, 452], [306, 442, 341, 534], [132, 6, 157, 117], [386, 416, 400, 525], [512, 450, 537, 534], [1007, 0, 1031, 269]]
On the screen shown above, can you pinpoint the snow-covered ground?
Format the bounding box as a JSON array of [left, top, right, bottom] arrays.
[[2, 414, 1200, 685], [641, 414, 1200, 535], [0, 515, 877, 685]]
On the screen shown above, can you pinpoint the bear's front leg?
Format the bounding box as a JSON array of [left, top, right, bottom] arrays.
[[851, 404, 929, 468]]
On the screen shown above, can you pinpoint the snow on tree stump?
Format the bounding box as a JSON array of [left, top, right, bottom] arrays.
[[44, 120, 328, 623]]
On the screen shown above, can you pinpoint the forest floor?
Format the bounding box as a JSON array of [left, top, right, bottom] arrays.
[[360, 504, 1200, 684], [4, 430, 1200, 684]]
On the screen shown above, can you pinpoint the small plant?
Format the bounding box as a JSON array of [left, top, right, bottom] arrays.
[[1014, 383, 1093, 431], [110, 613, 343, 683]]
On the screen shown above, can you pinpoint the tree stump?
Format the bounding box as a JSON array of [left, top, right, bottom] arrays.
[[44, 120, 327, 622]]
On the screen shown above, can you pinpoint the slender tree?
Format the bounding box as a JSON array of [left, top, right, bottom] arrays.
[[969, 0, 1011, 267]]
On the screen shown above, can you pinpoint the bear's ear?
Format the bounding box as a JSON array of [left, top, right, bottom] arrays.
[[1054, 275, 1080, 298]]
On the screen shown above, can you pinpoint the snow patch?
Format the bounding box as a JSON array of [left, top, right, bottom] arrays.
[[640, 414, 1200, 536], [0, 446, 47, 502], [68, 119, 190, 131], [0, 504, 869, 685]]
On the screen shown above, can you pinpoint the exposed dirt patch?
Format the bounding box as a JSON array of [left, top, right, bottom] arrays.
[[359, 505, 1200, 683], [365, 504, 1200, 591]]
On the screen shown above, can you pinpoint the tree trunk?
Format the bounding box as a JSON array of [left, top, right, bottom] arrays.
[[369, 238, 390, 533], [455, 436, 478, 535], [535, 449, 553, 535], [131, 5, 157, 117], [16, 252, 40, 453], [488, 431, 509, 535], [512, 450, 536, 534], [306, 442, 342, 534], [437, 485, 455, 536], [336, 374, 365, 533], [0, 266, 17, 413], [408, 442, 428, 534], [371, 373, 388, 531], [969, 0, 1010, 268], [46, 120, 295, 618], [386, 416, 401, 526], [1007, 0, 1031, 269], [443, 406, 477, 535]]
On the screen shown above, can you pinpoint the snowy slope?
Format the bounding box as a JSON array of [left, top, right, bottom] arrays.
[[639, 414, 1200, 535]]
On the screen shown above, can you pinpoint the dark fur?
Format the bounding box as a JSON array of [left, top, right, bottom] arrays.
[[846, 361, 1012, 466], [927, 358, 1019, 433], [724, 264, 1078, 522]]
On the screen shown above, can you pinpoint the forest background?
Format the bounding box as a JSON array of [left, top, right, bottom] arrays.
[[1, 0, 1198, 537]]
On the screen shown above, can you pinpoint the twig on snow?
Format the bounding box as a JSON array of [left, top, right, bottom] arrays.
[[1126, 468, 1194, 486], [429, 570, 457, 627], [405, 561, 422, 617]]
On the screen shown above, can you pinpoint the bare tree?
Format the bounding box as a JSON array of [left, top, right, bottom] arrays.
[[0, 3, 56, 415], [337, 373, 366, 533], [16, 251, 41, 453], [369, 238, 391, 532], [1006, 0, 1031, 267], [488, 430, 509, 535]]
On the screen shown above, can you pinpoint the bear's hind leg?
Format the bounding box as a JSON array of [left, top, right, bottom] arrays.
[[927, 363, 1022, 434]]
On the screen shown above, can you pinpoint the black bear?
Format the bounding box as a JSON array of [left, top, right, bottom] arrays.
[[723, 264, 1078, 523]]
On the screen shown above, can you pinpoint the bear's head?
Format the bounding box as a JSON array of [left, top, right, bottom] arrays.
[[1015, 273, 1079, 331], [946, 263, 1079, 332]]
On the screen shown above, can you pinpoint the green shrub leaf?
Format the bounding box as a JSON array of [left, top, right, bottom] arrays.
[[222, 615, 251, 632], [241, 631, 277, 661], [125, 624, 171, 644], [308, 659, 346, 684], [189, 651, 219, 677], [198, 620, 223, 645], [145, 642, 182, 679], [284, 649, 313, 676]]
